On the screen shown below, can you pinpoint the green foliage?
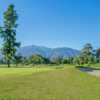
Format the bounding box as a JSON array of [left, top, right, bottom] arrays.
[[0, 59, 5, 64], [88, 55, 96, 64], [0, 4, 20, 67], [74, 43, 100, 66], [13, 54, 23, 66], [50, 57, 62, 65], [62, 57, 74, 64], [73, 56, 80, 65], [96, 48, 100, 62], [21, 57, 29, 65], [79, 43, 94, 64], [62, 58, 68, 64], [27, 54, 48, 65]]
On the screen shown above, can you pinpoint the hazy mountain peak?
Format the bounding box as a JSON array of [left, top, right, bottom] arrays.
[[18, 45, 80, 59]]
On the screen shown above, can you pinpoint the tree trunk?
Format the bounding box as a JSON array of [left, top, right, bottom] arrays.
[[7, 60, 10, 68]]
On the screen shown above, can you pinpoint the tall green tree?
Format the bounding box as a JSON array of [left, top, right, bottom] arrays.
[[96, 48, 100, 62], [0, 4, 20, 67], [80, 43, 93, 64]]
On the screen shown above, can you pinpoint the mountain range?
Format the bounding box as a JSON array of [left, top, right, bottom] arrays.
[[17, 45, 80, 59]]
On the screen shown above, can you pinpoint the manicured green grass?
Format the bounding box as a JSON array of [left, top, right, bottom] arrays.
[[91, 63, 100, 69], [0, 65, 100, 100], [79, 63, 100, 69]]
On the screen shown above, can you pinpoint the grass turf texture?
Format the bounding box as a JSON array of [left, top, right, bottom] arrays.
[[0, 65, 100, 100]]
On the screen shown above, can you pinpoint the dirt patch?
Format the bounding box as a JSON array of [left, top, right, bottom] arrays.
[[87, 70, 100, 77], [76, 66, 100, 77]]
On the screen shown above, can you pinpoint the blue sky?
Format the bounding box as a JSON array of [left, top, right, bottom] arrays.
[[0, 0, 100, 50]]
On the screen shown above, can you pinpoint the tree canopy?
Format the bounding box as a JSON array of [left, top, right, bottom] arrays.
[[0, 4, 20, 67]]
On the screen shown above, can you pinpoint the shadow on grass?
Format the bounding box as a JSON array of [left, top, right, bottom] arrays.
[[75, 66, 100, 72]]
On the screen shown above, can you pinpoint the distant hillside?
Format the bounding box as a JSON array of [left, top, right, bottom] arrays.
[[17, 45, 80, 59]]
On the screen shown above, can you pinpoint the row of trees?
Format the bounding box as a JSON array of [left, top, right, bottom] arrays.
[[50, 43, 100, 65], [10, 43, 100, 66], [74, 43, 100, 65], [0, 54, 74, 65]]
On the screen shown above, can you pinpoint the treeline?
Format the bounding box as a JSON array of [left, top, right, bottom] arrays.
[[0, 43, 99, 66], [74, 43, 100, 65], [0, 54, 74, 65], [16, 43, 100, 65]]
